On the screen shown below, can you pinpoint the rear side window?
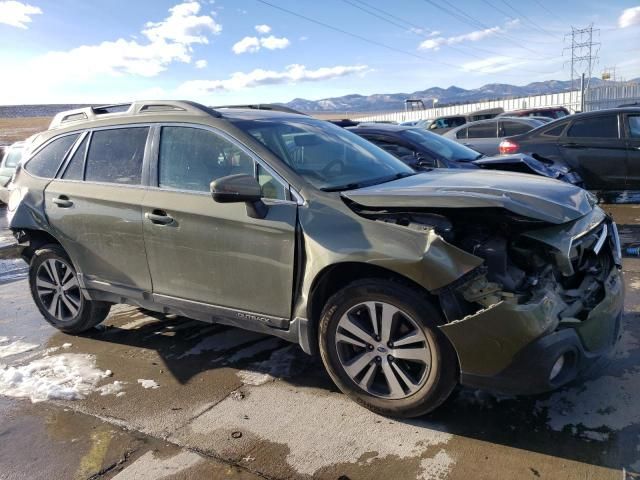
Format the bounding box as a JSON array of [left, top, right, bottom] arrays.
[[568, 115, 618, 138], [455, 128, 468, 139], [501, 121, 533, 136], [85, 127, 148, 185], [467, 122, 497, 139], [628, 115, 640, 138], [25, 134, 79, 178], [62, 135, 88, 180]]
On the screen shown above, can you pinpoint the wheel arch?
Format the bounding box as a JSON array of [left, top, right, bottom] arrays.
[[304, 262, 436, 355]]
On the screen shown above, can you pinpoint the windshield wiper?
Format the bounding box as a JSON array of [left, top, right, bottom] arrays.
[[321, 172, 415, 192]]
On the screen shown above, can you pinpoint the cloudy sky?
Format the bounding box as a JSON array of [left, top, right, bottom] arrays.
[[0, 0, 638, 105]]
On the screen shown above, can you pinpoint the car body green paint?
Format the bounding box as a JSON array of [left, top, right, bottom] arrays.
[[7, 101, 624, 397]]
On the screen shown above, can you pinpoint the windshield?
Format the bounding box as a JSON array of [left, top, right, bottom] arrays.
[[230, 117, 414, 191], [3, 147, 23, 168], [401, 128, 480, 162]]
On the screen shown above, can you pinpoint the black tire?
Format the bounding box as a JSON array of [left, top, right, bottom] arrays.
[[319, 279, 458, 418], [29, 244, 111, 334]]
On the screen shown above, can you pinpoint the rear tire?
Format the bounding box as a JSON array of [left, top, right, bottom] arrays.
[[29, 244, 111, 334], [319, 279, 458, 418]]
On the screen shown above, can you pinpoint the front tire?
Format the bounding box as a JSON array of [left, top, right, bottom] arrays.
[[319, 279, 458, 417], [29, 244, 111, 333]]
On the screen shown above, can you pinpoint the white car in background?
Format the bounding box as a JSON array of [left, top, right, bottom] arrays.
[[0, 141, 26, 205]]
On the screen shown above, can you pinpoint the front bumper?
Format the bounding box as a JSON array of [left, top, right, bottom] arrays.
[[441, 266, 624, 395]]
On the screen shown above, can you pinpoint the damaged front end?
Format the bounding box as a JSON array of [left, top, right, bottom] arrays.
[[472, 153, 583, 187], [364, 204, 624, 395]]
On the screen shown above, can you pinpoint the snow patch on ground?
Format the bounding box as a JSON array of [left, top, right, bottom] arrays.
[[0, 336, 8, 343], [630, 280, 640, 291], [62, 343, 72, 349], [0, 353, 110, 402], [236, 345, 305, 386], [0, 339, 39, 358], [97, 381, 126, 396], [418, 449, 455, 480], [536, 367, 640, 431], [137, 379, 160, 389]]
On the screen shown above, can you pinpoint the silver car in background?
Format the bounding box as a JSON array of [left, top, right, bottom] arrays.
[[0, 141, 25, 204], [444, 117, 546, 156]]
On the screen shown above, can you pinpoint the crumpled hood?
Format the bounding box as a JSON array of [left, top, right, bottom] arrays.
[[342, 169, 593, 224]]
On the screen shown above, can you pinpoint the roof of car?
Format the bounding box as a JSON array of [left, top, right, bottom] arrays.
[[47, 100, 309, 131]]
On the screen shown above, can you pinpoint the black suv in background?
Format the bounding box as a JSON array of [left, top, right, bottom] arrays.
[[499, 108, 640, 191]]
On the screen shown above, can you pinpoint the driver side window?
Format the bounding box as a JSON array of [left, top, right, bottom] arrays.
[[158, 126, 286, 200]]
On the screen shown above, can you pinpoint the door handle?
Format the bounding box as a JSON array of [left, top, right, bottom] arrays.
[[561, 143, 585, 149], [52, 196, 73, 208], [145, 210, 174, 225]]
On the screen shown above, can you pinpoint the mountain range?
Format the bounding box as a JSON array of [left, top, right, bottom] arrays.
[[285, 78, 640, 113]]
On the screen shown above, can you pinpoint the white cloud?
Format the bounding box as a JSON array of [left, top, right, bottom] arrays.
[[142, 1, 221, 44], [20, 2, 221, 80], [195, 59, 207, 69], [232, 36, 261, 54], [255, 24, 271, 34], [232, 34, 290, 54], [461, 55, 526, 74], [619, 6, 640, 28], [259, 35, 290, 50], [178, 64, 369, 94], [419, 20, 518, 51], [0, 1, 41, 29]]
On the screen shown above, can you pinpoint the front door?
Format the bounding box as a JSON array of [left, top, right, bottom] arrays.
[[559, 113, 627, 190], [45, 126, 152, 296], [142, 125, 297, 321]]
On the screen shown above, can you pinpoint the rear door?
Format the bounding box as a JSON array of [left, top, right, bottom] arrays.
[[45, 126, 152, 297], [559, 114, 626, 190], [142, 124, 297, 321], [464, 120, 499, 155], [623, 112, 640, 188]]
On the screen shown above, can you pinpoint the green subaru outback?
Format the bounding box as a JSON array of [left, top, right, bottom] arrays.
[[5, 101, 623, 417]]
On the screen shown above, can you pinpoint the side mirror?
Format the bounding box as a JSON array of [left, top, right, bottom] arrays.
[[210, 174, 268, 219]]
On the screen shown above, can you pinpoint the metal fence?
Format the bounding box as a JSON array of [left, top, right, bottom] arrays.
[[584, 83, 640, 111], [348, 83, 639, 123], [351, 91, 581, 123]]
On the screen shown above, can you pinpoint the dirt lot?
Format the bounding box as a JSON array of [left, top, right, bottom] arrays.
[[0, 204, 639, 480], [0, 117, 51, 145]]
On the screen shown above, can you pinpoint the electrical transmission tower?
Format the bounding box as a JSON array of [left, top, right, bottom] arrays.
[[563, 24, 600, 111]]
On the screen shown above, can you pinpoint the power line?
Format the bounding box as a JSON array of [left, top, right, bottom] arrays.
[[254, 0, 459, 67], [498, 0, 562, 39], [421, 0, 556, 55], [342, 0, 557, 71]]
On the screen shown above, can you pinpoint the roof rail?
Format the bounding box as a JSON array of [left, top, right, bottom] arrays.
[[48, 100, 221, 130], [215, 104, 308, 116]]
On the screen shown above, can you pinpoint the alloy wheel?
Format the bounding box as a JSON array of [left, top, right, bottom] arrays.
[[35, 258, 82, 322], [334, 301, 431, 399]]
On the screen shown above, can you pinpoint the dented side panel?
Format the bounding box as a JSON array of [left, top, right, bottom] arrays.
[[292, 195, 484, 321]]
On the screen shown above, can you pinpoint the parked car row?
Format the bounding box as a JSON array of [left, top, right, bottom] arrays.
[[1, 100, 623, 418]]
